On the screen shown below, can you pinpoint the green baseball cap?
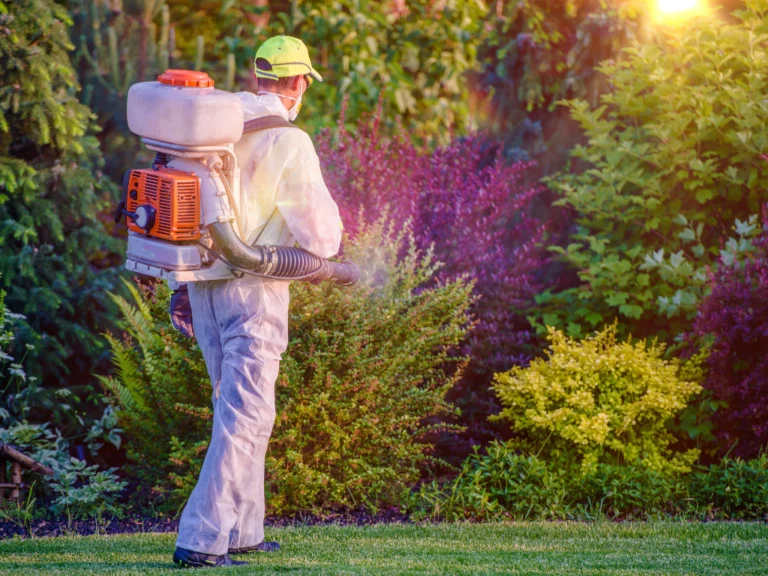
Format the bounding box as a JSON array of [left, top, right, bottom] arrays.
[[254, 35, 323, 82]]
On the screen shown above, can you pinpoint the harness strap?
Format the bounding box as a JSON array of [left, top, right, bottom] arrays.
[[242, 115, 299, 134]]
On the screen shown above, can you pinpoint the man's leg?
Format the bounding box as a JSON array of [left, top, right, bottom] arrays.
[[226, 355, 282, 551], [175, 280, 228, 555], [175, 276, 289, 556]]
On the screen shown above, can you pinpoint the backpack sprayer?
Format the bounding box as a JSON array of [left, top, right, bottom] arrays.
[[115, 69, 358, 286]]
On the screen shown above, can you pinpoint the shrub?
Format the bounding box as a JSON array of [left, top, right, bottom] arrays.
[[687, 455, 768, 519], [0, 0, 121, 408], [537, 2, 768, 341], [407, 442, 570, 521], [492, 324, 701, 474], [575, 463, 683, 519], [317, 111, 548, 457], [692, 225, 768, 458], [318, 112, 545, 372], [408, 441, 768, 521], [100, 219, 473, 514]]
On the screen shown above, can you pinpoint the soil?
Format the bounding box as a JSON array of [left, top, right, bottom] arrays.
[[0, 507, 411, 539]]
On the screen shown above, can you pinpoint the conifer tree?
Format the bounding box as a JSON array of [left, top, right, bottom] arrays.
[[0, 0, 120, 406]]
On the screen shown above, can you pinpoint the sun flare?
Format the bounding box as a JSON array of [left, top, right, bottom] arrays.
[[658, 0, 699, 14]]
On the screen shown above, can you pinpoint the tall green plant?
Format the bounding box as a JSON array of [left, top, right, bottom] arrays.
[[536, 1, 768, 340], [0, 0, 120, 412], [100, 219, 473, 513]]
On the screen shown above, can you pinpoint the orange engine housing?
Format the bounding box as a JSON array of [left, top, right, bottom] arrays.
[[125, 167, 201, 241]]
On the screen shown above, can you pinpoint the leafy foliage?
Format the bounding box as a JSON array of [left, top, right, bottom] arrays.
[[492, 324, 701, 474], [263, 0, 486, 140], [691, 221, 768, 459], [474, 0, 641, 172], [50, 457, 126, 529], [538, 2, 768, 340], [0, 421, 126, 527], [316, 110, 548, 457], [70, 0, 175, 179], [408, 441, 768, 521], [1, 281, 125, 525], [0, 0, 121, 405], [687, 455, 768, 519], [318, 110, 545, 371], [101, 220, 473, 513], [408, 442, 570, 521]]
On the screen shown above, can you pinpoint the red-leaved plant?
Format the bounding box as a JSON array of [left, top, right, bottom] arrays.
[[693, 214, 768, 459], [316, 106, 549, 456]]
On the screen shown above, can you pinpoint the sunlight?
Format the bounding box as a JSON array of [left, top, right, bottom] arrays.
[[654, 0, 709, 22], [658, 0, 699, 14]]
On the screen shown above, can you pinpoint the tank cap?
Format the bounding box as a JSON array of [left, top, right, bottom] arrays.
[[157, 69, 214, 88]]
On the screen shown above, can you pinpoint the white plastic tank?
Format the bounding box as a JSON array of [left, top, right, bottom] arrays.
[[127, 70, 244, 146]]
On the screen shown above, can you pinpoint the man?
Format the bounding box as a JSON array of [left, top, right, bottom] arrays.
[[171, 35, 342, 568]]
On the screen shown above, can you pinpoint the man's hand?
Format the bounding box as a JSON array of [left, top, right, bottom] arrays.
[[170, 285, 195, 338]]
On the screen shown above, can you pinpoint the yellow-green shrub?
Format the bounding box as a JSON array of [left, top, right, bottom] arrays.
[[492, 324, 701, 474]]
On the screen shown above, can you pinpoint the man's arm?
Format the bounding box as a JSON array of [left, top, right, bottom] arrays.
[[275, 132, 342, 258]]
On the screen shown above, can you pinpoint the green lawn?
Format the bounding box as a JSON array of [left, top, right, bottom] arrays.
[[0, 522, 766, 575]]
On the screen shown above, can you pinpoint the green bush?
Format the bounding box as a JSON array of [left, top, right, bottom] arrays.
[[575, 462, 683, 519], [408, 441, 570, 521], [536, 0, 768, 340], [1, 280, 125, 526], [0, 0, 121, 409], [687, 456, 768, 519], [491, 324, 701, 474], [408, 442, 768, 521], [100, 219, 473, 514]]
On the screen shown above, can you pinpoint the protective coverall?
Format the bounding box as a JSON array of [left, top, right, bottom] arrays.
[[175, 91, 342, 555]]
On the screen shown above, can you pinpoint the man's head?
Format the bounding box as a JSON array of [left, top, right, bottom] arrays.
[[254, 35, 322, 116]]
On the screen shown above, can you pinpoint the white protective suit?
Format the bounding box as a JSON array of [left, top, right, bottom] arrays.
[[175, 92, 342, 555]]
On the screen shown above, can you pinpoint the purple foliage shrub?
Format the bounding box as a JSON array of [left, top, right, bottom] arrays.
[[693, 220, 768, 459], [315, 109, 549, 453]]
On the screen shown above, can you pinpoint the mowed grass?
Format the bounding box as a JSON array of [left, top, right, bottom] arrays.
[[0, 522, 766, 575]]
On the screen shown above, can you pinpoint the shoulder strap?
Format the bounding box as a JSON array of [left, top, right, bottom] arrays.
[[242, 115, 300, 134]]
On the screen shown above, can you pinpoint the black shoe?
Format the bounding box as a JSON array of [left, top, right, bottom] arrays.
[[173, 546, 248, 568], [229, 541, 281, 555]]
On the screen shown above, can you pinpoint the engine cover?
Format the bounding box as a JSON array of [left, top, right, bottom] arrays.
[[125, 167, 201, 241]]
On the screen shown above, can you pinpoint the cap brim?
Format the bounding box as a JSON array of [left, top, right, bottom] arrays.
[[309, 68, 323, 82]]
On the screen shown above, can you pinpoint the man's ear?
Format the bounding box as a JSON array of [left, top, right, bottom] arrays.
[[290, 75, 303, 92]]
